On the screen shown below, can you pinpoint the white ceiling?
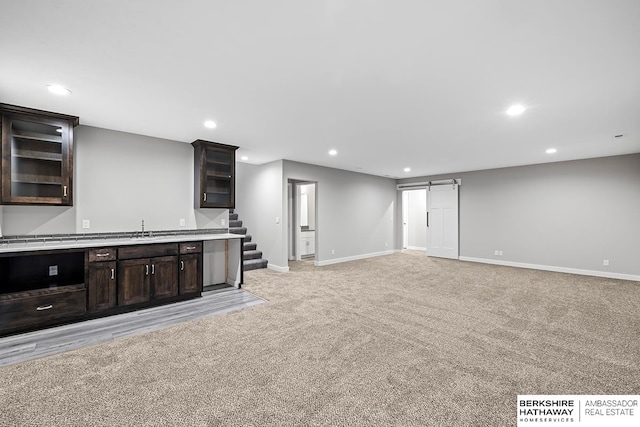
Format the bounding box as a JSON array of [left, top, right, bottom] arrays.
[[1, 0, 639, 178]]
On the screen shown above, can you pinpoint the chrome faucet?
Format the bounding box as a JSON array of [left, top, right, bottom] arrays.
[[138, 220, 153, 238]]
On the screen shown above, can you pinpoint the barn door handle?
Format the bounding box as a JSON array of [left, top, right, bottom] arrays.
[[426, 212, 429, 227]]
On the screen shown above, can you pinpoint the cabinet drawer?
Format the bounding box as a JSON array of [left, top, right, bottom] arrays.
[[88, 247, 117, 262], [179, 242, 202, 254], [118, 243, 178, 260], [0, 285, 86, 332]]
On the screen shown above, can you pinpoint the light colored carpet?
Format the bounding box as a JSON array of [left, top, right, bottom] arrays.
[[1, 252, 638, 426]]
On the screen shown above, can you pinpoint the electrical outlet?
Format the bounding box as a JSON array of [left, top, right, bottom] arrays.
[[221, 218, 226, 226], [603, 260, 610, 266], [498, 251, 503, 256], [494, 250, 499, 255], [49, 265, 58, 276], [179, 218, 186, 227], [82, 220, 90, 229], [385, 242, 388, 247], [275, 217, 280, 224], [331, 249, 335, 255]]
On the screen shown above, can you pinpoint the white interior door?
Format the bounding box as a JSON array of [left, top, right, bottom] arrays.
[[402, 191, 409, 248], [427, 184, 459, 259]]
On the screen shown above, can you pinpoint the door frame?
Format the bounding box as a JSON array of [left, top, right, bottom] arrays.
[[287, 179, 318, 262], [397, 179, 461, 258]]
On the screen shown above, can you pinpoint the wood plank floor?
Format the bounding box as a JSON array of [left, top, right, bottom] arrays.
[[0, 287, 265, 367]]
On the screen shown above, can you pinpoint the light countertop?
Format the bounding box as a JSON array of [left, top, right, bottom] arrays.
[[0, 233, 244, 254]]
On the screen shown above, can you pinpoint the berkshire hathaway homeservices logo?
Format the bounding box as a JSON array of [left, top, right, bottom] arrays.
[[517, 395, 638, 426]]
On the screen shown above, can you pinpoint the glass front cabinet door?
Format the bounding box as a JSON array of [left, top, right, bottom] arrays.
[[1, 104, 79, 206], [192, 139, 239, 208]]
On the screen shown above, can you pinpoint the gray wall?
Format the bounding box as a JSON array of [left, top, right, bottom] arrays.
[[235, 160, 286, 269], [1, 125, 226, 235], [283, 160, 397, 266], [398, 154, 640, 277], [236, 160, 397, 270]]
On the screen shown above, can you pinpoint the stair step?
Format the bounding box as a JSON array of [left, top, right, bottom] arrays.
[[243, 235, 252, 243], [229, 227, 247, 235], [244, 258, 268, 271], [229, 213, 238, 220], [244, 242, 257, 251], [243, 250, 263, 260], [229, 220, 242, 228], [229, 209, 234, 213]]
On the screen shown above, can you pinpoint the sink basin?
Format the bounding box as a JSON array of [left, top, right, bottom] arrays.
[[130, 235, 162, 240]]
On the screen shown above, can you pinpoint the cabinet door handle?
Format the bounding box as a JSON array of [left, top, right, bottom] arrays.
[[111, 268, 115, 280], [63, 185, 68, 197], [36, 304, 53, 311], [145, 264, 149, 276], [203, 192, 207, 202], [152, 264, 155, 275], [96, 253, 110, 257], [180, 260, 184, 271]]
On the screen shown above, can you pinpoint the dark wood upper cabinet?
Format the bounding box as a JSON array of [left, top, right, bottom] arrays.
[[192, 140, 239, 208], [0, 104, 79, 206]]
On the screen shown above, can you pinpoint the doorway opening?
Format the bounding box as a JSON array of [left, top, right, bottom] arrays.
[[288, 180, 317, 263], [402, 189, 427, 251]]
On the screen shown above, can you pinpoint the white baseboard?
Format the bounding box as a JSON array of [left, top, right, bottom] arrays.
[[267, 263, 289, 273], [459, 256, 640, 282], [405, 246, 426, 251], [315, 250, 396, 267]]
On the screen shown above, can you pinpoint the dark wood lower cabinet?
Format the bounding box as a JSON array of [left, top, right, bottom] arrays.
[[87, 261, 117, 312], [118, 258, 151, 306], [179, 254, 202, 295], [118, 255, 179, 306], [0, 285, 86, 332], [2, 241, 206, 335], [151, 256, 179, 299]]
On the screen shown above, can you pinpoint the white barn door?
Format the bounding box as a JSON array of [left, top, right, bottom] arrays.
[[427, 184, 459, 259]]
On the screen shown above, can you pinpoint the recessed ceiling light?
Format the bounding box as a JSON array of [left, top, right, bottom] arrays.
[[404, 167, 411, 172], [240, 156, 248, 161], [329, 149, 337, 156], [546, 148, 557, 154], [47, 84, 71, 95], [506, 104, 526, 116], [204, 120, 217, 129]]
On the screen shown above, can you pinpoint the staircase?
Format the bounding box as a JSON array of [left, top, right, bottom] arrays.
[[229, 209, 269, 271]]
